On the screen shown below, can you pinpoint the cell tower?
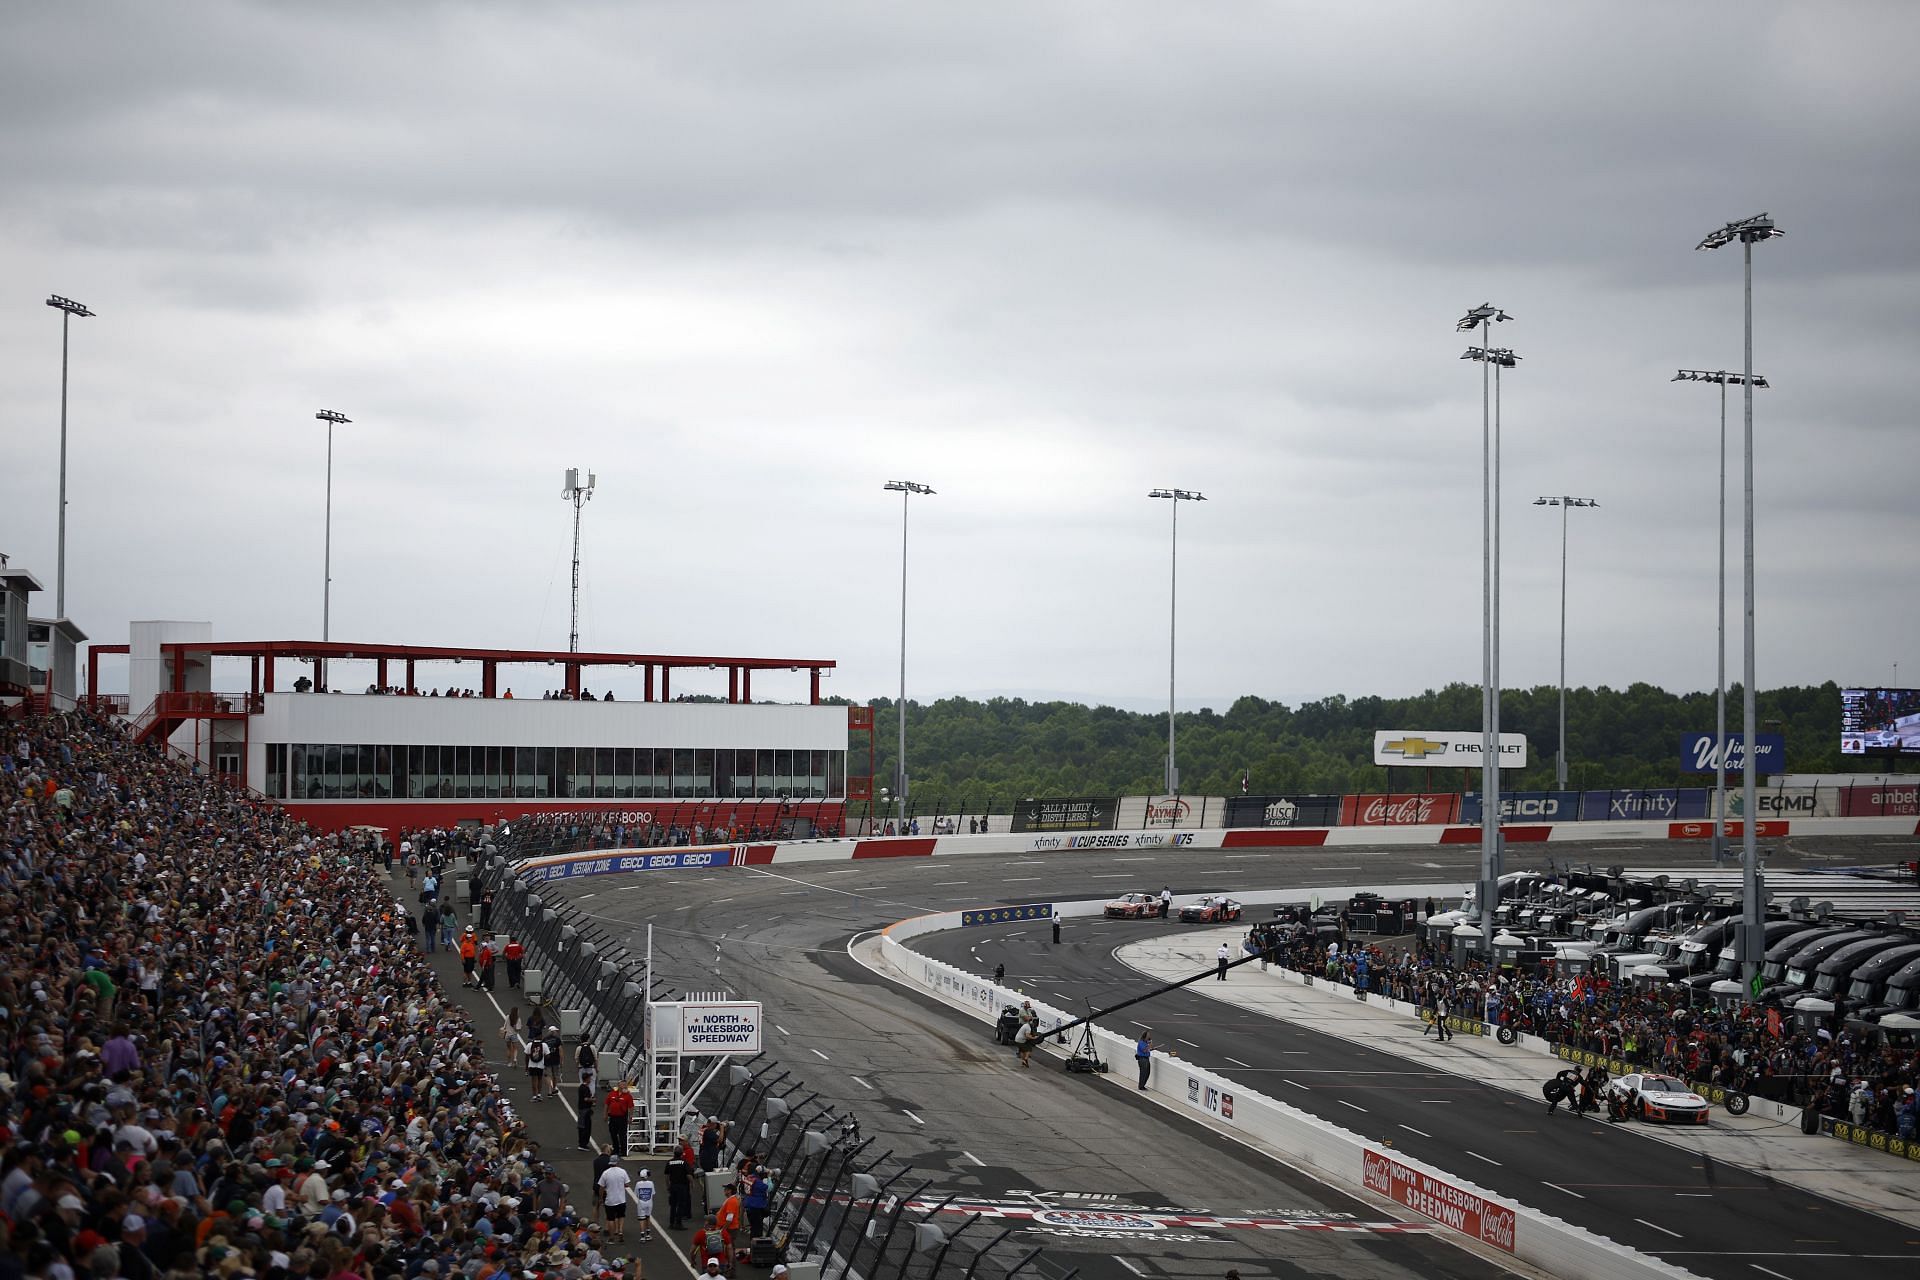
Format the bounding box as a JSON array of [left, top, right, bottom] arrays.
[[562, 468, 596, 652]]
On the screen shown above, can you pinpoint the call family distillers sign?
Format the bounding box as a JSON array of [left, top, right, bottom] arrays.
[[1373, 731, 1528, 769]]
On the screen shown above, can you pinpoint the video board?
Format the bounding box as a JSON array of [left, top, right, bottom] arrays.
[[1840, 687, 1920, 755]]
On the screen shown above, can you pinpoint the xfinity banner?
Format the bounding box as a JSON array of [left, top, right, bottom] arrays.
[[1680, 732, 1786, 775], [1460, 791, 1581, 824], [1579, 788, 1711, 821], [1223, 794, 1344, 828], [1373, 731, 1528, 768], [1011, 798, 1119, 832]]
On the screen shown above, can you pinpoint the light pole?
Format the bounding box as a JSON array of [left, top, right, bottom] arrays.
[[1148, 489, 1205, 795], [562, 468, 597, 652], [314, 410, 352, 651], [1457, 306, 1511, 952], [45, 295, 95, 619], [1696, 212, 1784, 996], [1673, 369, 1769, 866], [884, 480, 934, 827], [1533, 496, 1598, 790]]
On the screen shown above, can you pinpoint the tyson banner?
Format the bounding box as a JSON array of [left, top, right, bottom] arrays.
[[1362, 1149, 1515, 1253], [1341, 793, 1461, 826]]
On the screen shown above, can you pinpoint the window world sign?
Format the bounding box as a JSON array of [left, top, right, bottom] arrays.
[[1679, 732, 1786, 774]]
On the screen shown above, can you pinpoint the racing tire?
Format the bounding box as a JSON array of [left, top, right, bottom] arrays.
[[1722, 1091, 1750, 1117], [1635, 1097, 1648, 1121], [1496, 1025, 1518, 1045], [1800, 1105, 1821, 1135]]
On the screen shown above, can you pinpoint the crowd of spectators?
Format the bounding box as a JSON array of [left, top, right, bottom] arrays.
[[2, 709, 628, 1280], [516, 812, 839, 859], [1257, 925, 1920, 1138]]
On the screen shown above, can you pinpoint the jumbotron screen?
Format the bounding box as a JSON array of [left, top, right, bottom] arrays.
[[1840, 687, 1920, 755]]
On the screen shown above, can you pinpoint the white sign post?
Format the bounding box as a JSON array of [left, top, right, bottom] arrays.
[[680, 1001, 763, 1054]]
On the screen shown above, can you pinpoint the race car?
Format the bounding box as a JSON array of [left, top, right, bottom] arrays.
[[1178, 895, 1244, 923], [1605, 1073, 1711, 1124], [1104, 892, 1159, 919]]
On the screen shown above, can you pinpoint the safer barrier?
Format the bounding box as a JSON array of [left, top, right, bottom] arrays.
[[872, 901, 1701, 1280]]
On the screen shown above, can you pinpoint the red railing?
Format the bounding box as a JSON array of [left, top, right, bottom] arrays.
[[154, 690, 264, 716]]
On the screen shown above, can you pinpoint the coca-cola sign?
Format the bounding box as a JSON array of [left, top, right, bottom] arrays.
[[1341, 793, 1462, 826]]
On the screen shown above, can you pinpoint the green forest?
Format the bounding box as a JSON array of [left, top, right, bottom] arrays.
[[838, 681, 1855, 808]]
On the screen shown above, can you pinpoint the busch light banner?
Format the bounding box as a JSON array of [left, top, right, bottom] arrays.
[[1679, 732, 1786, 775], [1580, 789, 1711, 821], [1460, 790, 1581, 824], [1224, 794, 1344, 828], [1011, 797, 1120, 832]]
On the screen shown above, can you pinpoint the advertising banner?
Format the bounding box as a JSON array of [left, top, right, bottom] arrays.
[[1578, 789, 1710, 821], [1459, 791, 1581, 824], [680, 1001, 763, 1055], [1724, 788, 1840, 818], [1223, 794, 1344, 828], [1362, 1149, 1515, 1252], [1140, 795, 1217, 828], [1011, 798, 1120, 832], [522, 845, 736, 882], [1679, 732, 1786, 774], [1184, 1074, 1236, 1123], [1840, 784, 1920, 817], [1340, 793, 1462, 826], [1373, 731, 1527, 768]]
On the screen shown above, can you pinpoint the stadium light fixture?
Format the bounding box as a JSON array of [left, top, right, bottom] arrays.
[[314, 410, 352, 650], [1148, 489, 1206, 796], [1697, 212, 1783, 995], [1533, 497, 1600, 790], [562, 468, 597, 653], [1458, 304, 1516, 954], [45, 294, 95, 619], [1673, 370, 1769, 868], [884, 480, 936, 827]]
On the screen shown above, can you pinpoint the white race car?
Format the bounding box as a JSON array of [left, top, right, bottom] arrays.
[[1605, 1072, 1711, 1125]]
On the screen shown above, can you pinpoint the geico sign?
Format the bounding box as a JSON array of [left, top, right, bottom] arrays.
[[1501, 798, 1563, 818]]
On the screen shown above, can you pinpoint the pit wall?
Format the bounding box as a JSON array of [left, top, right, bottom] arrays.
[[510, 813, 1920, 882], [873, 889, 1701, 1280]]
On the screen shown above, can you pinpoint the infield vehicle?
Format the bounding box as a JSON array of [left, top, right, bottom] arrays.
[[1841, 950, 1920, 1028], [1103, 892, 1159, 919], [1755, 928, 1881, 1005], [1780, 936, 1920, 1012], [1605, 1073, 1712, 1124], [1179, 895, 1244, 923]]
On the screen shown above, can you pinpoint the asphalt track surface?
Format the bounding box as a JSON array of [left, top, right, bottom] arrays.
[[553, 834, 1920, 1280]]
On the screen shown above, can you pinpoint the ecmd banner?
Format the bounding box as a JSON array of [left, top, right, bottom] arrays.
[[1011, 798, 1120, 832], [1679, 732, 1786, 774], [1579, 789, 1710, 821], [1459, 791, 1581, 824], [1223, 794, 1345, 828]]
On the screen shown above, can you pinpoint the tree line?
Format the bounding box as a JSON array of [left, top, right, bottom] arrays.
[[834, 681, 1856, 805]]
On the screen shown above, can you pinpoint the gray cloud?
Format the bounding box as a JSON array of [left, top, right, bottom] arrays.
[[1, 1, 1915, 719]]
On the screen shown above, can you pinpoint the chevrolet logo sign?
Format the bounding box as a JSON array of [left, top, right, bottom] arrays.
[[1382, 736, 1449, 760]]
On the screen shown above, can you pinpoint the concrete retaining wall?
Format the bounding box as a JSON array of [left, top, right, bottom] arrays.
[[875, 907, 1702, 1280]]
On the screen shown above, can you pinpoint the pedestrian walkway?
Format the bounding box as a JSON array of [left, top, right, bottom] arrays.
[[393, 865, 699, 1278], [1116, 927, 1920, 1230]]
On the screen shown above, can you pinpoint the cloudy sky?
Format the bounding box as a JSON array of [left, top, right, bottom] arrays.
[[3, 1, 1916, 712]]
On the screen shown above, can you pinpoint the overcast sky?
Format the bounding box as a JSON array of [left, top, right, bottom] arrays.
[[3, 2, 1916, 713]]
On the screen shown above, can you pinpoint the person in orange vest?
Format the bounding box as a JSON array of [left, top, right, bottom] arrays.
[[458, 926, 478, 987], [503, 935, 526, 989], [606, 1078, 636, 1155]]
